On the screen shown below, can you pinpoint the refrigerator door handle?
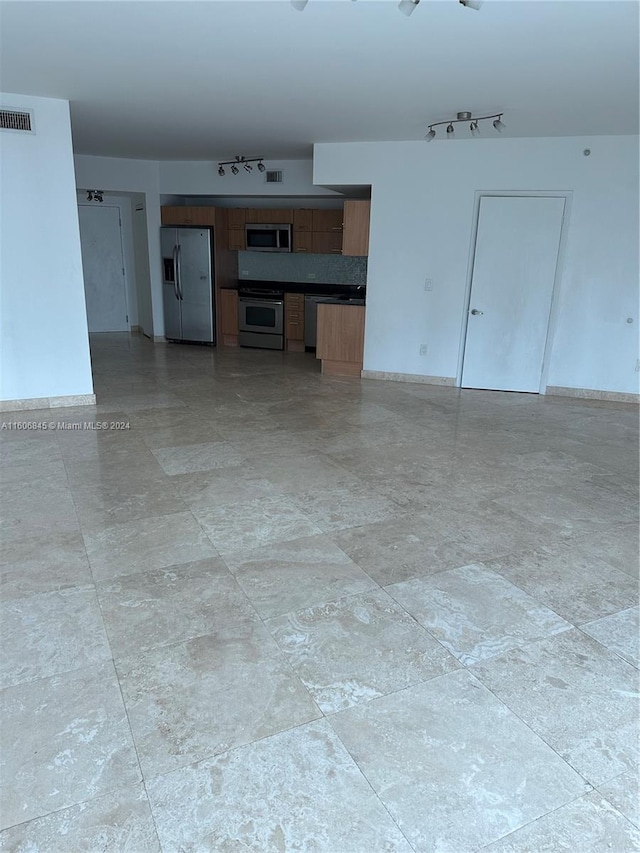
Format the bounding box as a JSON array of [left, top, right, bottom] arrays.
[[176, 244, 184, 300], [172, 246, 180, 301]]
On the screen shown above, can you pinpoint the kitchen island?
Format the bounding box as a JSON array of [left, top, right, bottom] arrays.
[[316, 303, 365, 377]]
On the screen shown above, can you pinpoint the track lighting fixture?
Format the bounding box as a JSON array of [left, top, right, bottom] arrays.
[[292, 0, 428, 16], [459, 0, 483, 9], [398, 0, 420, 16], [217, 155, 266, 176], [425, 112, 506, 142], [86, 190, 104, 202]]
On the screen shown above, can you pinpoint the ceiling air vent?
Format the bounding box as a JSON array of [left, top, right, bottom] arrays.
[[265, 170, 283, 184], [0, 108, 34, 133]]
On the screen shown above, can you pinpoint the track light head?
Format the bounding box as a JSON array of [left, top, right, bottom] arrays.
[[493, 117, 505, 133], [426, 128, 436, 142], [459, 0, 483, 9], [470, 121, 480, 137], [244, 163, 253, 172], [398, 0, 420, 16], [231, 164, 239, 175], [446, 123, 455, 138], [291, 0, 309, 9], [218, 165, 225, 177], [257, 161, 266, 173], [86, 191, 93, 201]]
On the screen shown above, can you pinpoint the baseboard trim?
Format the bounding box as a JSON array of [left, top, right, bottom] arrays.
[[0, 393, 97, 412], [546, 385, 639, 404], [153, 336, 167, 343], [361, 370, 456, 386], [130, 325, 142, 333]]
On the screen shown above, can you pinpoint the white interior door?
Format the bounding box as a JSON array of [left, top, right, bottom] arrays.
[[461, 195, 565, 393], [78, 204, 128, 332]]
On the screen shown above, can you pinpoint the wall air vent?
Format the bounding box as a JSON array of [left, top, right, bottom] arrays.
[[265, 170, 283, 183], [0, 108, 34, 133]]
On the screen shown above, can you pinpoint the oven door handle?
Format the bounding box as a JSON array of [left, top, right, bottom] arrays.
[[239, 298, 284, 307]]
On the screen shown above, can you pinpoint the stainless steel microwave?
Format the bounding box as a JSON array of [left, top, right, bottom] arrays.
[[245, 223, 292, 252]]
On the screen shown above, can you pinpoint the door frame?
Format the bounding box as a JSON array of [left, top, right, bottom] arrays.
[[455, 190, 573, 393], [78, 202, 131, 332]]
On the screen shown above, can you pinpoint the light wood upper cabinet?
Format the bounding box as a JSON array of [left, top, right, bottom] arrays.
[[228, 230, 245, 251], [312, 231, 343, 254], [312, 209, 343, 233], [245, 209, 293, 224], [293, 232, 313, 253], [342, 200, 371, 256], [227, 209, 247, 229], [293, 209, 314, 232], [161, 206, 217, 226]]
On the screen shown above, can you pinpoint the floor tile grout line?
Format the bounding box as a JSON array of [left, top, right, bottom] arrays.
[[462, 656, 601, 790], [474, 786, 637, 850]]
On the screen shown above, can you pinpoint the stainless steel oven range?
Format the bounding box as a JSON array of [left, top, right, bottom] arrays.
[[238, 288, 284, 350]]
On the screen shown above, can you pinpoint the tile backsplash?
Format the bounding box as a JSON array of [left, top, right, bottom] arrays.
[[238, 251, 367, 285]]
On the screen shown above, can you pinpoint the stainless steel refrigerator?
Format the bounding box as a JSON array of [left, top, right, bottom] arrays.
[[161, 227, 215, 344]]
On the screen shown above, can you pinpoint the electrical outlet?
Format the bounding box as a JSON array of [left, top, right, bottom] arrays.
[[424, 278, 433, 292], [635, 359, 640, 372], [307, 273, 316, 279], [419, 344, 428, 356]]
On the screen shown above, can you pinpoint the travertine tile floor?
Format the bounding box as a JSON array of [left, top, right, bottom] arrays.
[[1, 332, 639, 852]]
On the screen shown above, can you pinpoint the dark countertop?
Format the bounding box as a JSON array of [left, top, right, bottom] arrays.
[[226, 279, 366, 297]]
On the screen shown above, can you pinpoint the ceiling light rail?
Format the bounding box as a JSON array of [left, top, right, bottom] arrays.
[[426, 111, 505, 141], [292, 0, 482, 15], [217, 155, 266, 177]]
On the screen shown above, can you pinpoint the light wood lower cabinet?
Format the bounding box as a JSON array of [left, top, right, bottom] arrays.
[[316, 304, 365, 376], [285, 293, 305, 352], [219, 289, 239, 347]]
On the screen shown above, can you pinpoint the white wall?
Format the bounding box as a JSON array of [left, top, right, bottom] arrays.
[[75, 154, 162, 335], [314, 136, 640, 394], [132, 194, 153, 336], [0, 93, 94, 402], [159, 159, 341, 198]]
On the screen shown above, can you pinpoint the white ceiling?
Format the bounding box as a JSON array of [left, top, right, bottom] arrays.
[[1, 0, 638, 160]]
